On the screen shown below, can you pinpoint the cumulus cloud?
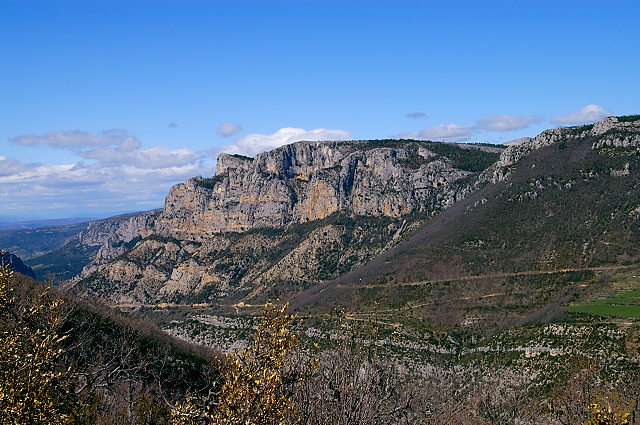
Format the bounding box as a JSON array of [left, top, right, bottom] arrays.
[[217, 122, 243, 138], [10, 129, 140, 150], [222, 127, 351, 157], [2, 129, 216, 219], [551, 104, 612, 124], [9, 129, 204, 169], [406, 112, 427, 119], [0, 156, 213, 218], [397, 123, 472, 142], [476, 114, 542, 132], [0, 158, 209, 218], [0, 156, 40, 177], [398, 112, 545, 143], [0, 163, 86, 186], [78, 146, 204, 169]]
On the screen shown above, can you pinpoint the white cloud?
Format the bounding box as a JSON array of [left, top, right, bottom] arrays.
[[551, 104, 612, 124], [10, 129, 140, 150], [0, 156, 40, 177], [476, 114, 542, 132], [2, 129, 216, 219], [222, 127, 351, 157], [9, 129, 204, 169], [217, 122, 243, 138], [78, 145, 204, 169], [398, 123, 472, 142], [397, 113, 543, 143], [0, 163, 80, 185], [0, 157, 213, 218]]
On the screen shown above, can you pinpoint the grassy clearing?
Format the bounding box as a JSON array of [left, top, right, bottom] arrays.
[[568, 271, 640, 318], [567, 301, 640, 318]]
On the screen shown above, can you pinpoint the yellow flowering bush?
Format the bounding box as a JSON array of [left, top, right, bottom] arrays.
[[0, 254, 71, 424], [208, 302, 302, 425], [586, 403, 631, 425], [173, 302, 313, 425]]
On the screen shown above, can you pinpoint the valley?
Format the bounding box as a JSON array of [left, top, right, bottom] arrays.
[[4, 115, 640, 423]]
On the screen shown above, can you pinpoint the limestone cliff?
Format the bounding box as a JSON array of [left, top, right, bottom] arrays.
[[156, 141, 484, 238], [73, 139, 506, 307]]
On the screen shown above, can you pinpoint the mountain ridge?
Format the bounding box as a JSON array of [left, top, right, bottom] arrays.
[[16, 115, 640, 330], [290, 116, 640, 327]]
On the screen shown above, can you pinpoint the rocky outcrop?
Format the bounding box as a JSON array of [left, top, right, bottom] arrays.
[[483, 116, 640, 183], [74, 212, 155, 251], [70, 211, 159, 280], [157, 141, 479, 238], [485, 128, 573, 183], [91, 211, 160, 264], [591, 116, 640, 150]]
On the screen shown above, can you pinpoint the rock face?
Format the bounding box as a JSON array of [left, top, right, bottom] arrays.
[[156, 141, 480, 238], [72, 139, 503, 307], [591, 116, 640, 149], [90, 211, 160, 263]]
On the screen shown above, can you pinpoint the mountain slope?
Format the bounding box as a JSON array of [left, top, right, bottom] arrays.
[[21, 212, 154, 281], [292, 116, 640, 327], [1, 251, 36, 279]]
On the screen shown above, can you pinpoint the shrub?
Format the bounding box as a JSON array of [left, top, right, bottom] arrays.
[[586, 403, 631, 425], [0, 253, 72, 424], [173, 302, 313, 425]]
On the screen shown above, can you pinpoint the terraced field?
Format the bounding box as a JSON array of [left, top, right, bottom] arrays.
[[568, 271, 640, 318]]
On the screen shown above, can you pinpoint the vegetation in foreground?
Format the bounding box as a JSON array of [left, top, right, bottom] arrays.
[[1, 256, 217, 424], [2, 256, 639, 424]]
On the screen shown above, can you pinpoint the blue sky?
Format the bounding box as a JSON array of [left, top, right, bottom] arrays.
[[1, 0, 639, 220]]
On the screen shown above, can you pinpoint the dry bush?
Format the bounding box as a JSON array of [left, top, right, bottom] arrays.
[[209, 302, 305, 425], [173, 302, 313, 425], [585, 403, 631, 425], [294, 317, 428, 425], [0, 255, 73, 424]]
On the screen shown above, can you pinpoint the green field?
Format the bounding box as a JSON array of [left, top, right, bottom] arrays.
[[568, 276, 640, 318]]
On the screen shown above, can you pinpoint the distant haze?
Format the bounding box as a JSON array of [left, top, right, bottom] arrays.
[[0, 217, 98, 231]]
